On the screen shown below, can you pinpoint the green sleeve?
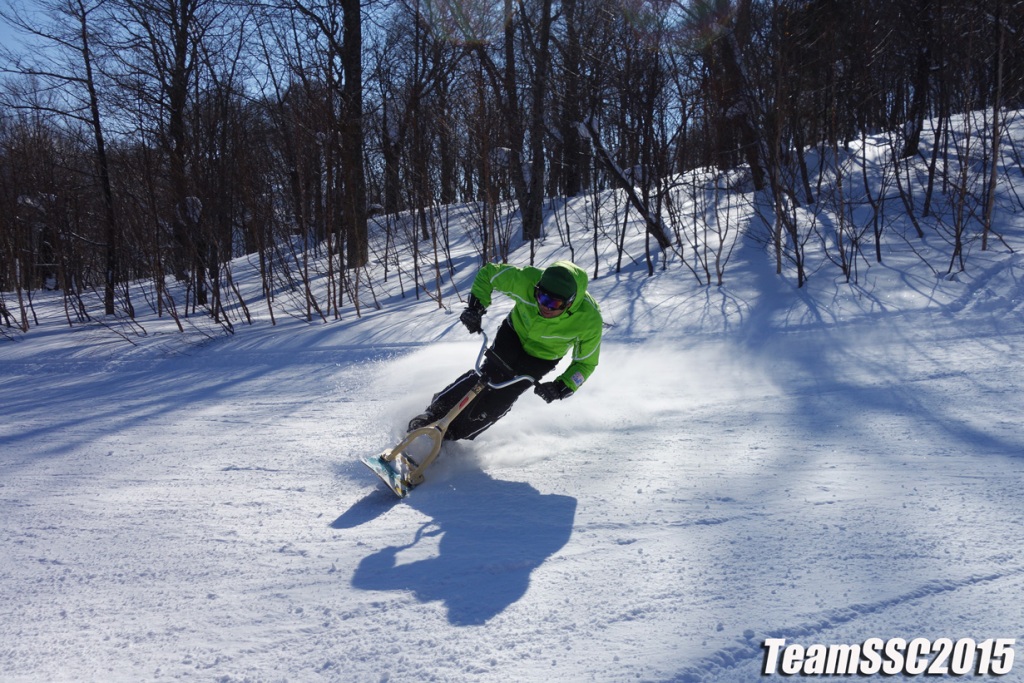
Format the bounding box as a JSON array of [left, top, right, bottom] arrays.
[[470, 263, 512, 308], [470, 263, 537, 308], [558, 298, 602, 391]]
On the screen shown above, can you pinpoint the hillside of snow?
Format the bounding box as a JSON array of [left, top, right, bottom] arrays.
[[2, 118, 1024, 682]]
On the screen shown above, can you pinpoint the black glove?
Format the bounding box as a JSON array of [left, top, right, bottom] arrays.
[[459, 295, 486, 334], [535, 380, 574, 403]]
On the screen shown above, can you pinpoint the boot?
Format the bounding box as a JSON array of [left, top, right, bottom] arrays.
[[407, 392, 447, 432], [407, 371, 477, 433], [407, 410, 437, 432]]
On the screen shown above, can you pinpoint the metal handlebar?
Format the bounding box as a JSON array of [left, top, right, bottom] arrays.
[[474, 328, 538, 390]]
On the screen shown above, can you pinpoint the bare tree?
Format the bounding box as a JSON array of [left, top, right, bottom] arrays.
[[109, 0, 216, 306], [281, 0, 369, 271], [1, 0, 125, 314]]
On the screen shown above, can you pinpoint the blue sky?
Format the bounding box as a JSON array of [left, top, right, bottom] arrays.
[[1, 21, 16, 51], [1, 9, 24, 54], [1, 0, 39, 55]]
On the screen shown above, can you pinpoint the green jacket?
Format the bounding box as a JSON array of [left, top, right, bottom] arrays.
[[470, 260, 603, 392]]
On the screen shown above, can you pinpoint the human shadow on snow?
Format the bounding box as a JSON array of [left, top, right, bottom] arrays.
[[347, 470, 577, 626], [329, 487, 404, 528]]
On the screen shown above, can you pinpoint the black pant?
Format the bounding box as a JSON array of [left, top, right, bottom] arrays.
[[430, 317, 560, 441]]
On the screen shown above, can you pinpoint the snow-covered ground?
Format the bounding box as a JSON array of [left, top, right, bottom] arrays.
[[3, 124, 1024, 682]]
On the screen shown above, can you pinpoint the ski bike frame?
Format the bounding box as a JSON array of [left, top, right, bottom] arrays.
[[381, 328, 537, 489]]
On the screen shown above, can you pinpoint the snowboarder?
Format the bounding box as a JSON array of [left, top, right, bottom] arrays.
[[407, 260, 603, 441]]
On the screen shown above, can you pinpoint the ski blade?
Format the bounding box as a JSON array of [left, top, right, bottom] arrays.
[[360, 453, 411, 498]]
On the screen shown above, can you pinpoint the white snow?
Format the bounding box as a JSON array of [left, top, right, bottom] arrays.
[[2, 119, 1024, 682]]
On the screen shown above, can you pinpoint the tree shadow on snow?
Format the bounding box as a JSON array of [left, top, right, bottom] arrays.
[[348, 470, 576, 626]]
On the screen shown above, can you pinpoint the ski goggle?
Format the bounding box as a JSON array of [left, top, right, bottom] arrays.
[[535, 285, 574, 312]]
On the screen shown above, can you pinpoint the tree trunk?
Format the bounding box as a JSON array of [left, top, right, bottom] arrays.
[[341, 0, 367, 267]]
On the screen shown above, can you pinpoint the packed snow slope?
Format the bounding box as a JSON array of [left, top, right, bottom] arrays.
[[3, 123, 1024, 682]]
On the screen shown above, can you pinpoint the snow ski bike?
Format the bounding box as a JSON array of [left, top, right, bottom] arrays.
[[360, 328, 537, 497]]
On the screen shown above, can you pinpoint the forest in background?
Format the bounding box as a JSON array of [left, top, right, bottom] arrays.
[[1, 0, 1022, 333]]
